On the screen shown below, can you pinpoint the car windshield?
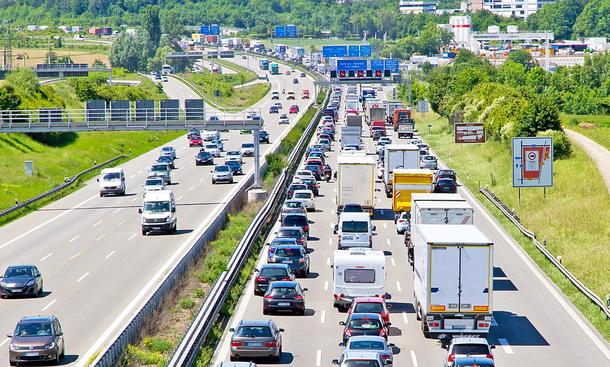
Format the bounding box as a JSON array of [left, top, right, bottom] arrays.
[[4, 267, 33, 278], [305, 165, 320, 172], [102, 172, 121, 180], [294, 192, 311, 199], [438, 179, 455, 185], [162, 147, 173, 152], [284, 202, 303, 209], [453, 344, 490, 355], [205, 144, 217, 149], [143, 201, 170, 213], [226, 161, 238, 167], [215, 166, 230, 172], [344, 269, 375, 284], [14, 322, 53, 337], [151, 165, 167, 172], [235, 326, 272, 338], [242, 144, 254, 148], [341, 360, 380, 367], [145, 179, 163, 186], [260, 268, 288, 277], [349, 318, 382, 330], [278, 229, 301, 237], [342, 221, 369, 233], [349, 340, 386, 350], [289, 185, 307, 191], [270, 287, 298, 297], [283, 216, 306, 227], [274, 248, 303, 258], [354, 302, 384, 314]]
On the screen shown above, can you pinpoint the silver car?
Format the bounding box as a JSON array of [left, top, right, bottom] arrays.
[[420, 155, 438, 170], [332, 350, 388, 366], [212, 165, 234, 184], [340, 336, 394, 364], [229, 320, 283, 362]]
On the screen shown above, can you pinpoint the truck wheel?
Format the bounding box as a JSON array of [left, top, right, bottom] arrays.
[[421, 318, 431, 338], [416, 303, 422, 321], [386, 192, 392, 198]]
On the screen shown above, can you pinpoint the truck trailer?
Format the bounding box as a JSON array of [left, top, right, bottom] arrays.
[[383, 144, 420, 197], [392, 169, 434, 213], [336, 154, 376, 215]]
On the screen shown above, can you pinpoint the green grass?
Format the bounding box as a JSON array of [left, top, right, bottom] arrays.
[[0, 131, 183, 218], [212, 59, 258, 83], [417, 112, 610, 341], [46, 82, 82, 109], [562, 114, 610, 151]]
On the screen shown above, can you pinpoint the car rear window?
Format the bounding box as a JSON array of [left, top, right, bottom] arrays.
[[341, 221, 369, 233], [274, 248, 303, 257], [284, 202, 303, 209], [349, 318, 382, 330], [260, 268, 288, 277], [348, 340, 385, 350], [283, 216, 306, 227], [235, 326, 272, 337], [294, 192, 312, 199], [342, 361, 381, 367], [270, 287, 297, 297], [344, 269, 375, 284], [278, 230, 301, 237], [453, 344, 490, 355], [354, 302, 384, 314]]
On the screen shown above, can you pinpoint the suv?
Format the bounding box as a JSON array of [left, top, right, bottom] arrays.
[[148, 163, 171, 185], [445, 337, 495, 367], [212, 165, 234, 184], [254, 264, 295, 296], [8, 316, 65, 366], [229, 320, 283, 362], [0, 265, 43, 298]]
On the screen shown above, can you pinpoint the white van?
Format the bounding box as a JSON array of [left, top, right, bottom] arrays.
[[334, 212, 375, 249], [332, 248, 386, 310], [139, 190, 177, 235], [98, 168, 125, 197]]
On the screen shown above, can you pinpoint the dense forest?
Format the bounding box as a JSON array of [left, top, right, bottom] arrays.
[[0, 0, 608, 40]]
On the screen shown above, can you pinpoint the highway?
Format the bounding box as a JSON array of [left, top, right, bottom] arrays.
[[212, 84, 610, 366], [0, 56, 314, 366]]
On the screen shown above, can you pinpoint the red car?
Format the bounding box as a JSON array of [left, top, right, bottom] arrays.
[[305, 158, 324, 172], [188, 135, 203, 147], [289, 105, 299, 114], [302, 89, 310, 99], [347, 297, 391, 325]]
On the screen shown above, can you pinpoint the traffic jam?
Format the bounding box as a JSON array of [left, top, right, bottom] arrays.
[[217, 83, 496, 367]]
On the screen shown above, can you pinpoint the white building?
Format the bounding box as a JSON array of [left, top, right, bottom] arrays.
[[450, 15, 472, 48], [399, 1, 437, 14], [476, 0, 555, 18]]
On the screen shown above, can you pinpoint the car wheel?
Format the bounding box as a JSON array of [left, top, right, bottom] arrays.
[[37, 283, 43, 296], [230, 178, 234, 183], [99, 192, 104, 197], [274, 345, 282, 362], [230, 354, 238, 361], [263, 308, 269, 315], [142, 229, 147, 236], [298, 308, 305, 316], [212, 180, 216, 184], [9, 360, 16, 366]]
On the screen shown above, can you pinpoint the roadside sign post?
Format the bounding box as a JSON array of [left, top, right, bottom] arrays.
[[25, 160, 33, 176], [454, 123, 485, 144], [512, 137, 554, 206]]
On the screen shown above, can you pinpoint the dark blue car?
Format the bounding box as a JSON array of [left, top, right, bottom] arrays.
[[225, 160, 243, 175]]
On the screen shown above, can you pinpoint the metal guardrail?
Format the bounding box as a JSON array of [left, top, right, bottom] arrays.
[[0, 155, 126, 219], [168, 86, 330, 367], [480, 187, 610, 319]]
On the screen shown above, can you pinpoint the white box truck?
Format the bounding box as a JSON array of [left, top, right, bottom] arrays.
[[383, 144, 420, 197], [337, 154, 376, 214], [413, 224, 493, 338], [332, 248, 386, 311], [340, 126, 362, 150]]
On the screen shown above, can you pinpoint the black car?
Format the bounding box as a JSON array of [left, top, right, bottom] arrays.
[[254, 264, 295, 296], [225, 160, 243, 175], [259, 130, 270, 144], [303, 164, 323, 180], [195, 151, 214, 166], [434, 178, 458, 193], [281, 213, 309, 237], [372, 129, 385, 140], [339, 313, 389, 344], [156, 155, 175, 169], [435, 169, 457, 183], [293, 78, 299, 84], [267, 245, 310, 277], [299, 178, 319, 196], [0, 265, 43, 298], [263, 281, 307, 315], [286, 183, 308, 199]]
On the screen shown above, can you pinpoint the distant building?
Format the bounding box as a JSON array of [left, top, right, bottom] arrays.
[[472, 0, 555, 18], [399, 1, 437, 14]]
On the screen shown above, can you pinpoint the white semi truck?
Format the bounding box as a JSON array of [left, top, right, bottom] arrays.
[[382, 144, 420, 197], [336, 154, 376, 215]]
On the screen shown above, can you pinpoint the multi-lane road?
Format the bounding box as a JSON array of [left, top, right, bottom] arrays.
[[0, 56, 313, 366], [212, 85, 610, 366]]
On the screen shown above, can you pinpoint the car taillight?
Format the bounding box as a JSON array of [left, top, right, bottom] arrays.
[[344, 329, 351, 336], [447, 354, 455, 363], [304, 225, 309, 232], [231, 340, 243, 347], [380, 353, 390, 360], [255, 276, 266, 283], [282, 277, 292, 281], [294, 294, 304, 300], [264, 294, 273, 299], [265, 340, 278, 347], [379, 328, 386, 336], [486, 354, 494, 359], [299, 258, 305, 263]]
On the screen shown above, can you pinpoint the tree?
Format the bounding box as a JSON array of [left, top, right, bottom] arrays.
[[526, 0, 585, 40], [515, 94, 562, 137], [6, 69, 40, 95], [573, 0, 610, 37], [161, 8, 184, 40], [507, 50, 533, 69], [497, 60, 527, 87], [111, 31, 147, 72], [143, 5, 161, 57], [0, 85, 21, 110]]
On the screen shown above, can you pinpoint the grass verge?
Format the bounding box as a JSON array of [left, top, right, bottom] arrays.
[[562, 114, 610, 151], [417, 112, 610, 341], [212, 59, 259, 84]]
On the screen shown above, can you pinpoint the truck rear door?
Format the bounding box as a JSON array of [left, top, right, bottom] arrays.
[[429, 246, 460, 312], [459, 246, 491, 313], [446, 209, 474, 224]]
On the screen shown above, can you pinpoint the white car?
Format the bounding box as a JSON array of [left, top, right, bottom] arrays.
[[142, 177, 166, 196], [279, 114, 289, 124], [160, 146, 176, 159], [445, 337, 494, 367], [395, 211, 410, 234], [203, 143, 221, 157], [294, 169, 315, 182], [240, 143, 255, 156], [420, 155, 438, 170], [292, 189, 315, 212], [226, 150, 243, 164], [202, 130, 220, 141], [271, 91, 280, 100]]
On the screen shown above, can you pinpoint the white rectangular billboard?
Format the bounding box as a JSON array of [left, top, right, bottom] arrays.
[[512, 137, 554, 188]]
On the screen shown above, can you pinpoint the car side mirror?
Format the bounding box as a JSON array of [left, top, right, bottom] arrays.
[[387, 304, 392, 309], [372, 225, 377, 232], [229, 328, 235, 332], [333, 225, 338, 234], [7, 333, 12, 338], [490, 345, 496, 349], [386, 322, 392, 326], [338, 321, 345, 326], [332, 359, 340, 365], [56, 332, 63, 336], [279, 328, 284, 332], [171, 207, 176, 213], [338, 342, 345, 347], [389, 343, 395, 347], [383, 361, 392, 365], [302, 288, 308, 292], [96, 178, 99, 182], [122, 177, 125, 181], [138, 208, 142, 214]]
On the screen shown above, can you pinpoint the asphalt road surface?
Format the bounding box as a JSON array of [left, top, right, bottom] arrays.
[[0, 56, 314, 366], [212, 85, 610, 367]]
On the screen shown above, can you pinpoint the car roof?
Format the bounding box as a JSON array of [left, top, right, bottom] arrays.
[[260, 263, 290, 270], [269, 281, 298, 288], [353, 296, 384, 303], [278, 226, 303, 231], [451, 337, 490, 345], [238, 320, 272, 327], [350, 313, 383, 320], [19, 316, 55, 323], [342, 350, 382, 360]]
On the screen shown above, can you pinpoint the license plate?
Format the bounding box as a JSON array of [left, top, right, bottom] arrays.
[[278, 302, 290, 307], [343, 236, 353, 241], [11, 289, 22, 293], [152, 227, 161, 230], [282, 260, 293, 264], [248, 342, 262, 347], [25, 352, 39, 357], [452, 325, 466, 330]]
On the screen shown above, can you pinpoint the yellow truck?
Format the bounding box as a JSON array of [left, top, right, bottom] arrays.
[[392, 169, 434, 213]]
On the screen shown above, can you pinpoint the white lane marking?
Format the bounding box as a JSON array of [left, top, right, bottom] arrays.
[[128, 233, 136, 241], [383, 223, 387, 229], [333, 188, 337, 193], [129, 175, 135, 179], [137, 170, 142, 174], [328, 238, 332, 246], [396, 281, 402, 292], [330, 222, 335, 230], [386, 238, 391, 246], [321, 310, 326, 324], [0, 194, 97, 250], [189, 186, 195, 191], [498, 338, 513, 354], [324, 280, 329, 291], [117, 219, 126, 226], [177, 195, 184, 201], [41, 299, 57, 311], [131, 197, 138, 202], [332, 197, 336, 204], [105, 250, 116, 260], [391, 257, 396, 266], [402, 312, 409, 324], [0, 338, 9, 348], [377, 197, 381, 203], [40, 253, 53, 262], [96, 234, 106, 241], [411, 350, 419, 367], [316, 349, 322, 367], [326, 257, 330, 266], [200, 178, 204, 182], [77, 272, 90, 283], [69, 252, 81, 260], [69, 235, 79, 242], [112, 208, 122, 214], [93, 220, 102, 227]]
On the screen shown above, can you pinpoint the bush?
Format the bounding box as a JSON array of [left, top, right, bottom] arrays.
[[537, 129, 572, 159], [143, 337, 174, 353], [193, 288, 205, 298], [180, 297, 196, 310]]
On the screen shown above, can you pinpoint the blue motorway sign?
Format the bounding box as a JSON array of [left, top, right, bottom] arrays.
[[337, 59, 368, 71], [286, 24, 297, 37], [384, 58, 399, 73], [370, 59, 384, 71], [200, 25, 210, 35], [210, 24, 220, 36], [360, 45, 372, 57], [348, 45, 360, 57], [323, 45, 348, 58], [275, 25, 285, 38]]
